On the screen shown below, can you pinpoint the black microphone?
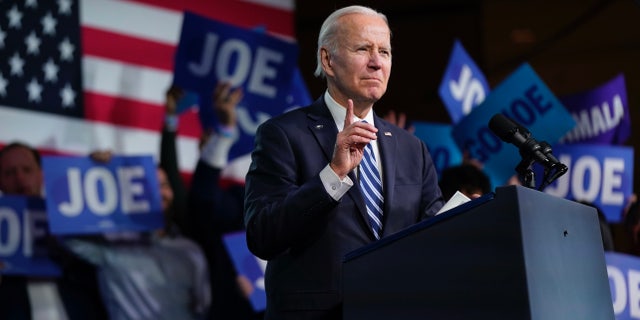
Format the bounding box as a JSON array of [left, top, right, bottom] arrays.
[[489, 113, 558, 169], [488, 114, 568, 190]]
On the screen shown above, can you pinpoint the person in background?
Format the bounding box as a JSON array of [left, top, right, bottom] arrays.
[[243, 5, 444, 319], [438, 163, 492, 201], [622, 197, 640, 255], [383, 109, 414, 134], [159, 86, 191, 236], [0, 142, 107, 320], [167, 82, 262, 319], [575, 200, 615, 252], [63, 154, 212, 320]]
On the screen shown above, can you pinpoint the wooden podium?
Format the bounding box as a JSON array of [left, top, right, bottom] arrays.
[[343, 185, 614, 320]]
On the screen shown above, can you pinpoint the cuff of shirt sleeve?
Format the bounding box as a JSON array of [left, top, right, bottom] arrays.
[[217, 124, 238, 138], [319, 165, 353, 201], [200, 132, 237, 169], [164, 114, 179, 131]]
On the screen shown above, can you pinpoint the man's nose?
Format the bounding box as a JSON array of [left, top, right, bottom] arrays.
[[368, 53, 383, 69]]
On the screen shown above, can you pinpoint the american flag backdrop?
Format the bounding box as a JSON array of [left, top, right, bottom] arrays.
[[0, 0, 295, 179]]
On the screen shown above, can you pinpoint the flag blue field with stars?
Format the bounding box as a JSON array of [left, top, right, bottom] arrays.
[[0, 0, 83, 118]]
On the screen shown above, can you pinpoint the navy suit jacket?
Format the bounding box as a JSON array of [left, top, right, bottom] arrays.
[[244, 97, 444, 319]]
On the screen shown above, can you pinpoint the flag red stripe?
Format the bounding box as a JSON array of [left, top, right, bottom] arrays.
[[129, 0, 294, 37], [84, 92, 202, 137], [82, 26, 176, 72]]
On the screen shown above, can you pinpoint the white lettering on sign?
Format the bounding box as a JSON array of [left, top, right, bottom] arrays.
[[119, 166, 149, 213], [85, 167, 118, 215], [248, 48, 283, 98], [188, 32, 284, 99], [462, 84, 552, 163], [58, 166, 150, 217], [0, 208, 47, 257], [216, 38, 251, 86], [544, 154, 625, 205], [608, 265, 640, 318], [449, 64, 485, 115], [0, 207, 20, 255], [561, 94, 625, 143]]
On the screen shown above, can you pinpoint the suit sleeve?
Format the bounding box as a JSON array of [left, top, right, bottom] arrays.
[[419, 140, 445, 218], [244, 120, 339, 260]]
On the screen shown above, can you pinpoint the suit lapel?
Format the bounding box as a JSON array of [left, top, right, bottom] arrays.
[[376, 117, 397, 237], [307, 100, 337, 163]]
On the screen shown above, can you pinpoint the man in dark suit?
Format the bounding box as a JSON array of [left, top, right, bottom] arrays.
[[244, 5, 444, 320]]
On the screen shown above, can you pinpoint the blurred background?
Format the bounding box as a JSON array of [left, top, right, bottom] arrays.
[[295, 0, 640, 252], [296, 0, 640, 189]]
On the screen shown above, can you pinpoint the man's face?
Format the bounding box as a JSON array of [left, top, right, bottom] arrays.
[[156, 167, 174, 213], [324, 13, 392, 105], [0, 146, 43, 196]]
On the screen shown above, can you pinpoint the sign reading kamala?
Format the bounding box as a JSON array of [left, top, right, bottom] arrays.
[[222, 231, 266, 312], [539, 144, 633, 223], [412, 121, 463, 177], [560, 73, 630, 146], [452, 63, 576, 188], [173, 12, 300, 160], [438, 39, 490, 124], [606, 252, 640, 320], [0, 196, 61, 277], [41, 155, 163, 235]]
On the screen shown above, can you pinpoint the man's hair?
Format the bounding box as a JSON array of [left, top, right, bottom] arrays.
[[314, 5, 389, 79], [0, 141, 42, 171]]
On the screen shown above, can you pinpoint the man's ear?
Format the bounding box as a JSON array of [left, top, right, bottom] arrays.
[[321, 48, 333, 75]]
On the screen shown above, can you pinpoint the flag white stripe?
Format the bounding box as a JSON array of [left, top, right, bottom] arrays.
[[0, 107, 199, 172], [241, 0, 295, 11], [83, 56, 172, 106], [80, 0, 182, 46]]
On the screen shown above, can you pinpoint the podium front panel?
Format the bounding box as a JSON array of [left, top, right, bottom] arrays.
[[343, 185, 614, 320]]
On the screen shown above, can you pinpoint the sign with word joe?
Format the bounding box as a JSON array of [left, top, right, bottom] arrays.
[[41, 155, 163, 235], [452, 63, 576, 188], [412, 121, 463, 177], [222, 230, 266, 312], [540, 144, 633, 223], [438, 39, 490, 124], [0, 196, 61, 276], [173, 12, 300, 160], [560, 73, 630, 146], [606, 252, 640, 320]]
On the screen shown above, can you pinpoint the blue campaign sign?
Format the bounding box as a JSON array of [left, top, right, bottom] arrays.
[[412, 121, 463, 177], [173, 12, 299, 160], [606, 252, 640, 319], [560, 73, 630, 145], [438, 39, 490, 124], [285, 66, 313, 112], [222, 231, 266, 312], [539, 144, 633, 223], [0, 196, 61, 276], [41, 155, 163, 235], [451, 63, 576, 188]]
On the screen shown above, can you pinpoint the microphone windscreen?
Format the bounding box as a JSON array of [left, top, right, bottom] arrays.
[[488, 114, 517, 143]]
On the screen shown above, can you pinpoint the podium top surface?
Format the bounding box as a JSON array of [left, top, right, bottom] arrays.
[[343, 190, 495, 262]]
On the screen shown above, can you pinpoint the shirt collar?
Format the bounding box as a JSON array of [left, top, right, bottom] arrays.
[[323, 91, 375, 132]]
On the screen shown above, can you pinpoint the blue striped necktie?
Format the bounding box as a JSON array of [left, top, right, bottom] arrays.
[[359, 125, 384, 239]]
